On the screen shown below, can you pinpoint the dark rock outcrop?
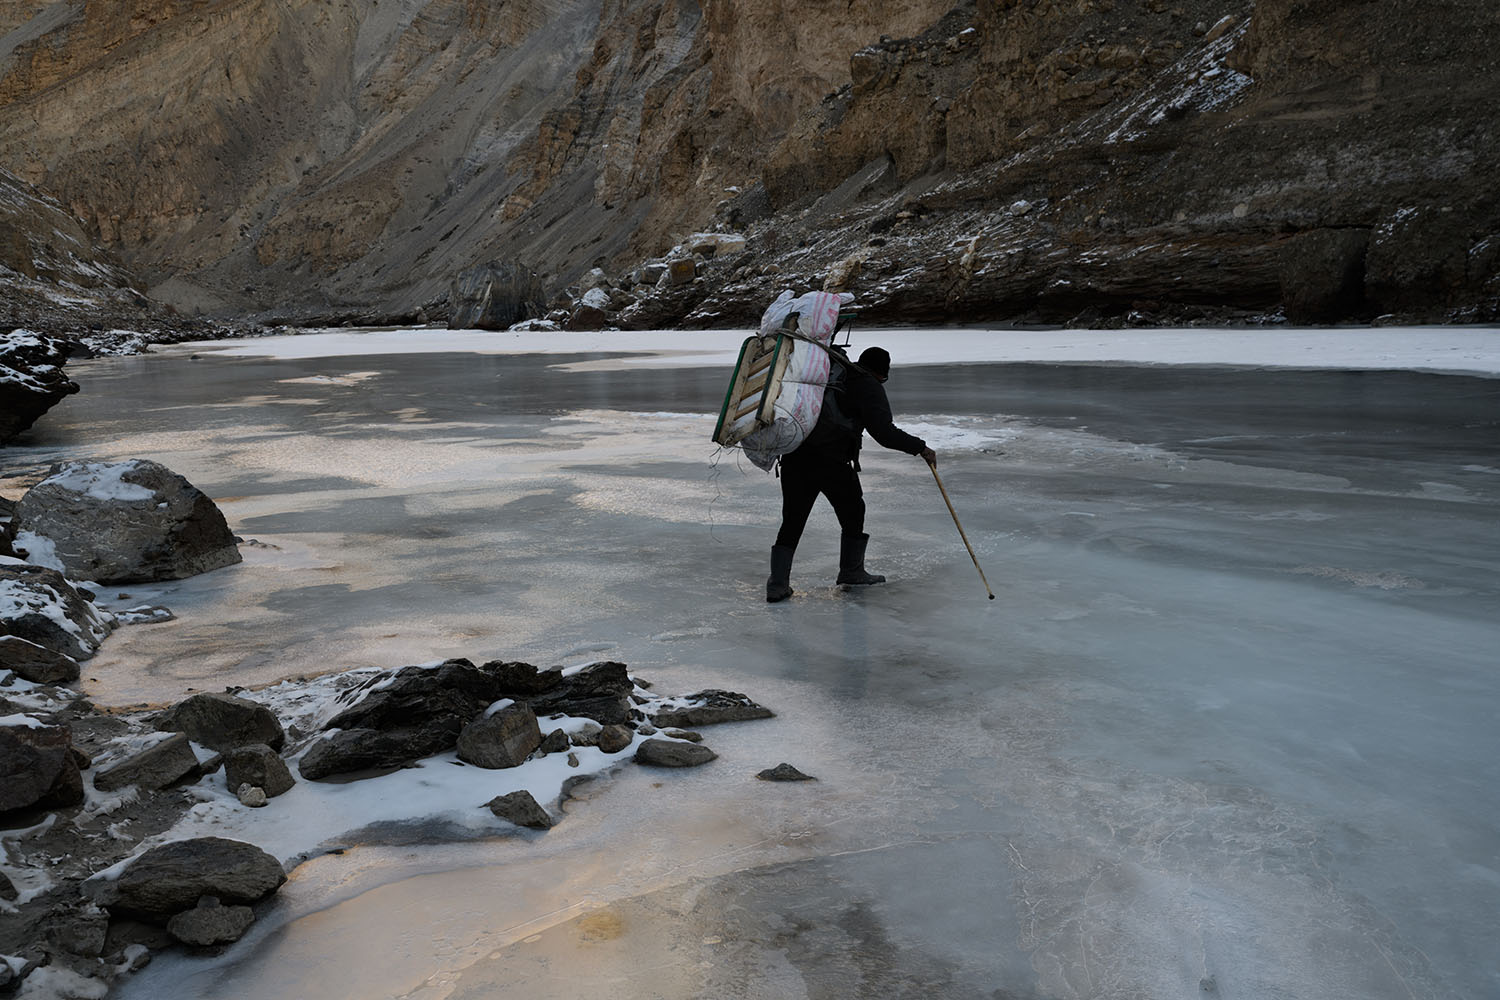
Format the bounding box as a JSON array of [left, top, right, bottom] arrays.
[[13, 459, 241, 584], [0, 330, 79, 445], [154, 692, 285, 753], [527, 660, 636, 726], [448, 261, 548, 330], [756, 763, 816, 782], [297, 727, 448, 781]]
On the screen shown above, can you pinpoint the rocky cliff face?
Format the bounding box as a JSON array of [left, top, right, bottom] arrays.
[[0, 0, 1494, 328]]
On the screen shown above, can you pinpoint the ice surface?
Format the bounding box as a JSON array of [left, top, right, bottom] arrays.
[[10, 327, 1496, 1000]]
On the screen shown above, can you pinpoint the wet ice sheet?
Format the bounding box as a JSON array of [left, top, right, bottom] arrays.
[[8, 335, 1497, 1000]]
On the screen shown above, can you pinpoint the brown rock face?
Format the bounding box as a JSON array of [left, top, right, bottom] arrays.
[[0, 0, 1494, 327]]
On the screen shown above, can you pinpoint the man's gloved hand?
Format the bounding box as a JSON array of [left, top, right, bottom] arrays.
[[920, 447, 937, 468]]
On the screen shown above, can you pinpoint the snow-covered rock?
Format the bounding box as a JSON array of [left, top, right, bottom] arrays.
[[0, 329, 78, 444], [0, 563, 114, 661], [13, 459, 241, 584]]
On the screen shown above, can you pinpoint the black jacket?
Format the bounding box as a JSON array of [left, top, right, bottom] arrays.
[[790, 353, 926, 467]]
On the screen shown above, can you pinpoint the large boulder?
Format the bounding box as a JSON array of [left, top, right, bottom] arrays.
[[0, 720, 84, 818], [13, 459, 241, 584], [447, 260, 548, 330], [154, 692, 285, 752], [87, 837, 285, 921], [0, 330, 79, 445], [0, 563, 114, 661]]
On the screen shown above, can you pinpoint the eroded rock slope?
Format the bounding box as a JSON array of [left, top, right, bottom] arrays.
[[0, 0, 1493, 327]]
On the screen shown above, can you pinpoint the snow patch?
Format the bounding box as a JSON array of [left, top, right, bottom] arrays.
[[38, 461, 156, 502]]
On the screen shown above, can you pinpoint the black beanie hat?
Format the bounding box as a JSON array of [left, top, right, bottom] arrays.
[[858, 346, 891, 378]]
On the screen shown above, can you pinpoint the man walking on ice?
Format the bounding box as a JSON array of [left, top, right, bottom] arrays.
[[767, 345, 937, 603]]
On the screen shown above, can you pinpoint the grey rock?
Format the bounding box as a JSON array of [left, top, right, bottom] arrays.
[[448, 260, 547, 330], [0, 721, 84, 814], [93, 732, 201, 792], [0, 634, 81, 683], [13, 459, 241, 584], [649, 690, 774, 728], [538, 728, 570, 754], [634, 738, 718, 768], [0, 869, 15, 901], [223, 743, 294, 798], [154, 691, 285, 752], [596, 724, 634, 754], [756, 763, 817, 782], [457, 703, 543, 769], [662, 728, 703, 743], [166, 898, 257, 946], [0, 329, 79, 445], [0, 564, 114, 661], [564, 301, 609, 330], [88, 837, 286, 920], [485, 789, 554, 829], [42, 900, 110, 958], [236, 784, 267, 807]]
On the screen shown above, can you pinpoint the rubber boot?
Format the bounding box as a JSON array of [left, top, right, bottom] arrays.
[[836, 533, 886, 586], [766, 545, 795, 603]]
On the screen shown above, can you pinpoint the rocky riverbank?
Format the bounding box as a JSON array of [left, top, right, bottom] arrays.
[[1, 459, 782, 997]]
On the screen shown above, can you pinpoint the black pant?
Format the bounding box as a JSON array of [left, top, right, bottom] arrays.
[[775, 453, 864, 550]]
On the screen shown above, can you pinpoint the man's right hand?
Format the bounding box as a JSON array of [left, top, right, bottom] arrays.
[[920, 447, 937, 467]]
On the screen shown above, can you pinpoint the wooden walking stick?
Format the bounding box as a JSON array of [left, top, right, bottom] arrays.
[[928, 459, 995, 599]]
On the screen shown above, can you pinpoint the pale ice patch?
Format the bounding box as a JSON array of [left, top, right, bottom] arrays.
[[901, 416, 1020, 452], [1287, 566, 1426, 590], [277, 371, 382, 386]]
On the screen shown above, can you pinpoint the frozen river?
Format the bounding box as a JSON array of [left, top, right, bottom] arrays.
[[7, 327, 1499, 999]]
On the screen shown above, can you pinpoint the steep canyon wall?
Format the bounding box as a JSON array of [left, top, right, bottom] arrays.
[[0, 0, 1495, 327]]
